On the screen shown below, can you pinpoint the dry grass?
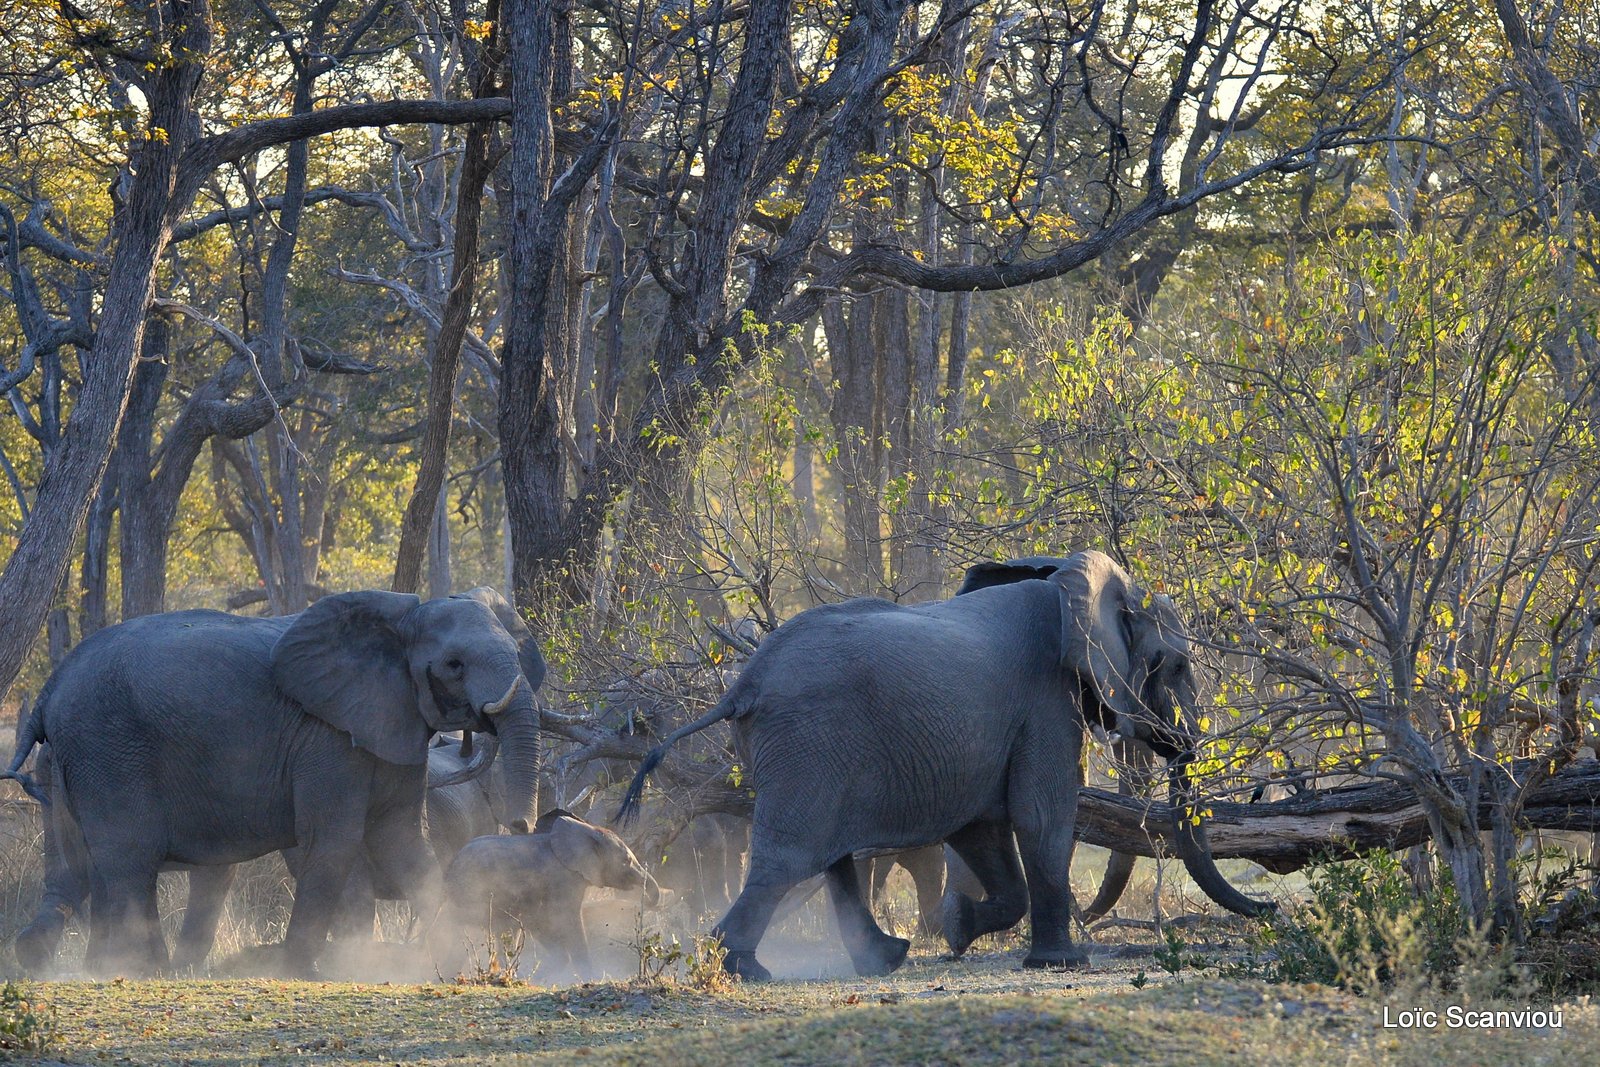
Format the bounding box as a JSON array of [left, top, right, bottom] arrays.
[[14, 949, 1592, 1066], [4, 720, 1590, 1066]]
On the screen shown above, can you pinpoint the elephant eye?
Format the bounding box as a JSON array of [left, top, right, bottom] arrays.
[[444, 658, 464, 673]]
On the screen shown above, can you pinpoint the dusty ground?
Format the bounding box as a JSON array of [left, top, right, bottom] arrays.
[[4, 752, 1590, 1065], [11, 937, 1594, 1066]]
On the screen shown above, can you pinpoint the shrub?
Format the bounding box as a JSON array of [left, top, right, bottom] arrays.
[[0, 981, 58, 1058], [1233, 851, 1470, 992]]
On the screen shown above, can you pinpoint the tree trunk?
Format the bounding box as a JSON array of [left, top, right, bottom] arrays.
[[823, 294, 886, 590], [79, 463, 117, 638], [499, 0, 574, 604], [428, 480, 452, 599], [45, 573, 71, 667], [0, 2, 210, 699], [393, 116, 493, 595], [117, 325, 173, 619]]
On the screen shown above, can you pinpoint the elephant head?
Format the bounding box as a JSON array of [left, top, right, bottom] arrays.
[[538, 809, 661, 905], [958, 551, 1272, 918], [271, 587, 546, 833]]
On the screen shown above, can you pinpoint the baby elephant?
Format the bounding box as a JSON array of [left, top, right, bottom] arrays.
[[436, 809, 659, 977]]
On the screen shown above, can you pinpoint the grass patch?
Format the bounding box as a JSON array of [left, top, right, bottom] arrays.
[[20, 950, 1592, 1066]]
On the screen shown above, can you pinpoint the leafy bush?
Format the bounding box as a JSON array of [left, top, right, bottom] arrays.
[[452, 923, 532, 987], [0, 981, 58, 1058], [1231, 851, 1470, 992], [1516, 848, 1600, 996]]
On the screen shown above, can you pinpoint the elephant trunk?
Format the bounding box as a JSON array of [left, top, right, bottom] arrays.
[[427, 735, 500, 789], [1081, 850, 1137, 925], [492, 700, 541, 834], [1081, 738, 1153, 924], [1167, 754, 1275, 917]]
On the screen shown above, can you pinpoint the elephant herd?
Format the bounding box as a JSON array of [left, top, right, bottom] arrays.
[[3, 551, 1272, 982]]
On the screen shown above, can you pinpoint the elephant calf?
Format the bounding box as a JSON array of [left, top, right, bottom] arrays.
[[434, 810, 659, 978]]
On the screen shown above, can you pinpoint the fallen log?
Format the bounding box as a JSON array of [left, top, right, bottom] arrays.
[[656, 759, 1600, 877], [1074, 758, 1600, 874]]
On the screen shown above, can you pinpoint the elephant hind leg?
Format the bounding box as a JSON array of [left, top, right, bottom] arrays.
[[86, 863, 167, 977], [711, 852, 820, 982], [941, 821, 1028, 958], [825, 856, 910, 977]]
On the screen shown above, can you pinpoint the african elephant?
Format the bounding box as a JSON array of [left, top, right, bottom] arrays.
[[8, 732, 506, 974], [433, 809, 660, 977], [953, 557, 1160, 926], [619, 550, 1272, 980], [2, 587, 545, 977]]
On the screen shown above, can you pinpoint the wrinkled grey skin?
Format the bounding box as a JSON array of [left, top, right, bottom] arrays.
[[619, 550, 1272, 981], [10, 735, 523, 975], [2, 588, 546, 978], [433, 810, 660, 976]]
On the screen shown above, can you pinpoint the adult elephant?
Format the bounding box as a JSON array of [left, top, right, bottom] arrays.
[[954, 557, 1162, 926], [9, 733, 510, 975], [3, 587, 545, 977], [619, 550, 1272, 981]]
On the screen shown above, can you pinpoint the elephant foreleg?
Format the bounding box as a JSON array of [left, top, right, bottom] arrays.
[[364, 816, 442, 937], [173, 865, 236, 972], [941, 822, 1028, 958], [900, 845, 946, 940], [282, 845, 361, 976], [1016, 823, 1086, 968], [539, 899, 592, 979], [331, 859, 378, 942], [824, 856, 910, 977]]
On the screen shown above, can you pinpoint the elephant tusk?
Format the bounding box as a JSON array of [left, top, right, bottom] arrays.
[[481, 677, 522, 716]]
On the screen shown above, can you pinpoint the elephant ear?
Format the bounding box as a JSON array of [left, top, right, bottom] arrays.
[[451, 587, 547, 693], [956, 557, 1066, 595], [533, 807, 577, 834], [1051, 552, 1144, 738], [548, 817, 608, 885], [271, 590, 430, 766]]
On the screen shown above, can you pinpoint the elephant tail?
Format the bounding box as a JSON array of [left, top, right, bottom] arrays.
[[2, 697, 48, 805], [614, 693, 743, 827]]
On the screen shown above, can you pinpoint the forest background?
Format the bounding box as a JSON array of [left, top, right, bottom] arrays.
[[1, 0, 1598, 943]]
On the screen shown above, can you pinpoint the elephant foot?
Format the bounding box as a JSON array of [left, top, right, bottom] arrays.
[[849, 934, 910, 978], [170, 953, 206, 976], [942, 892, 977, 958], [13, 909, 69, 973], [274, 945, 325, 982], [722, 950, 772, 982], [1022, 947, 1089, 970]]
